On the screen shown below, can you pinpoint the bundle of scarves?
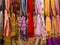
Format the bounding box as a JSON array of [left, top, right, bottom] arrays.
[[3, 0, 60, 45], [45, 0, 60, 45]]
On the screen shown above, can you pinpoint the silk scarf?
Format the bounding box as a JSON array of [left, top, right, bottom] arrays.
[[56, 15, 60, 36], [45, 0, 52, 37], [19, 0, 27, 40], [54, 0, 59, 15], [44, 0, 50, 16], [4, 10, 10, 38], [4, 0, 10, 38], [51, 0, 56, 16], [27, 0, 34, 37]]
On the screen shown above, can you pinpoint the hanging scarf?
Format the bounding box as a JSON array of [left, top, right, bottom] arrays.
[[19, 0, 27, 40], [35, 15, 43, 38], [52, 17, 57, 37], [27, 0, 34, 37], [5, 0, 10, 11], [44, 0, 50, 16], [51, 0, 56, 16], [10, 13, 16, 37], [54, 0, 59, 15], [46, 16, 52, 37], [56, 15, 60, 36], [45, 0, 52, 37], [4, 0, 10, 38], [4, 10, 10, 38]]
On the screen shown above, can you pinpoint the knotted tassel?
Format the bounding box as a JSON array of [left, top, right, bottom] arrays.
[[27, 0, 34, 37]]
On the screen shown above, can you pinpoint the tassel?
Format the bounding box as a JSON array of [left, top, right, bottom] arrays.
[[27, 0, 34, 37]]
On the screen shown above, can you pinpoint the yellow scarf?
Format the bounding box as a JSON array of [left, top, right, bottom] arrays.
[[44, 0, 50, 16], [51, 0, 56, 16], [46, 16, 52, 37]]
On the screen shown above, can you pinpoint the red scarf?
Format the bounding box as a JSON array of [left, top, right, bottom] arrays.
[[27, 0, 34, 37]]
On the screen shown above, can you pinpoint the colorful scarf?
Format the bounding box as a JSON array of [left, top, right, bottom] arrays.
[[19, 0, 27, 40]]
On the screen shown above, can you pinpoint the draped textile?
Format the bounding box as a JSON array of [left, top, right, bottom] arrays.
[[54, 0, 59, 15], [27, 0, 34, 37], [4, 10, 10, 38], [46, 16, 52, 37], [51, 0, 56, 16], [19, 0, 27, 40], [44, 0, 50, 16], [35, 15, 43, 38], [4, 0, 10, 38], [56, 15, 60, 35]]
